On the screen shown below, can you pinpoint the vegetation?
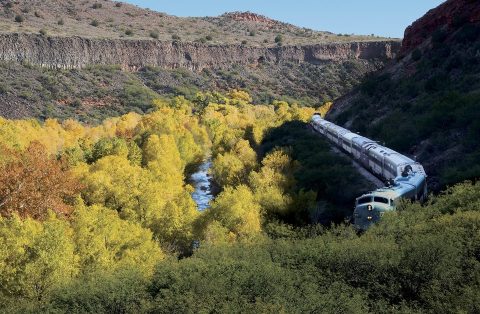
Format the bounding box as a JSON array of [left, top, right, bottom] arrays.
[[14, 14, 24, 23], [0, 58, 381, 124], [0, 88, 478, 312], [0, 91, 366, 310], [149, 30, 159, 39]]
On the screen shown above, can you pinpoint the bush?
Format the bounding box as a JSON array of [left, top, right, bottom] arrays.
[[90, 20, 99, 27], [274, 34, 283, 43], [205, 35, 213, 41], [411, 48, 422, 61], [455, 24, 480, 43], [171, 34, 181, 41], [115, 2, 123, 7], [241, 40, 247, 45], [432, 29, 447, 44], [125, 29, 133, 36], [39, 28, 47, 36], [149, 31, 159, 39], [14, 15, 24, 23], [92, 3, 102, 9], [57, 18, 64, 25]]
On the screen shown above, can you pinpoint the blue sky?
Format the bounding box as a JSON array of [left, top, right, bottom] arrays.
[[123, 0, 445, 38]]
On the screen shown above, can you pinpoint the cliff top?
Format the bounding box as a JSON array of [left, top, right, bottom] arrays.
[[0, 0, 396, 46]]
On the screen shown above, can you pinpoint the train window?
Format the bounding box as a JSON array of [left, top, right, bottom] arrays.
[[357, 197, 371, 204], [374, 197, 389, 204]]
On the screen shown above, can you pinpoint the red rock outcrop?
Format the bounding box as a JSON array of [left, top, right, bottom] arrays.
[[223, 12, 279, 28], [402, 0, 480, 54]]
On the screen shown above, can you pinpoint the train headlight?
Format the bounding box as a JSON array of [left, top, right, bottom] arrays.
[[367, 216, 373, 220], [368, 205, 373, 211]]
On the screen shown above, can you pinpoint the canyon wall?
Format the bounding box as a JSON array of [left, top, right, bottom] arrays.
[[0, 33, 400, 70], [402, 0, 480, 54]]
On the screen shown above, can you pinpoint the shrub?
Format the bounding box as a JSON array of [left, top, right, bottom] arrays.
[[57, 18, 64, 25], [455, 24, 480, 43], [274, 34, 283, 43], [411, 48, 422, 61], [39, 28, 47, 36], [149, 31, 159, 39], [92, 3, 102, 9], [34, 11, 41, 18], [115, 2, 123, 7], [0, 84, 8, 94], [171, 34, 181, 41], [14, 15, 24, 23], [432, 29, 447, 44], [90, 20, 99, 27], [125, 29, 133, 36], [249, 31, 256, 36], [205, 35, 213, 41], [241, 40, 247, 45]]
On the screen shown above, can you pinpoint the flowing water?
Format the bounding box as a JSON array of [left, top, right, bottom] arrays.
[[190, 159, 214, 211]]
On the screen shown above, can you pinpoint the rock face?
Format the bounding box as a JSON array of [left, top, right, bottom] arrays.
[[401, 0, 480, 54], [0, 33, 400, 71]]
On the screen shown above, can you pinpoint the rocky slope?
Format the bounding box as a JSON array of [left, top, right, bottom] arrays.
[[0, 33, 399, 70], [401, 0, 480, 54], [328, 0, 480, 190]]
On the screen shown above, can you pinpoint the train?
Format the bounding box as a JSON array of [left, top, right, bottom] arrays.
[[311, 114, 428, 230]]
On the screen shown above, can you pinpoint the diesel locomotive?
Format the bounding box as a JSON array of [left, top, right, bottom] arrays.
[[311, 114, 427, 230]]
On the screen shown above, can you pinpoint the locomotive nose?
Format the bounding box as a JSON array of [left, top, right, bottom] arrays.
[[353, 204, 377, 230]]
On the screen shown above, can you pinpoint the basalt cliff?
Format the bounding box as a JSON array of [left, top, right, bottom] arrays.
[[0, 33, 399, 71]]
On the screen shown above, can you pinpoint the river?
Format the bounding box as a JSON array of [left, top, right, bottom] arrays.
[[189, 159, 214, 211]]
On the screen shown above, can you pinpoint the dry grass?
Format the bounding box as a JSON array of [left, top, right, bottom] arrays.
[[0, 0, 394, 46]]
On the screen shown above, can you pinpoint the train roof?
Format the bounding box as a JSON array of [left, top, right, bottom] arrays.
[[368, 145, 414, 164], [358, 182, 413, 201], [351, 135, 374, 146], [358, 172, 426, 201]]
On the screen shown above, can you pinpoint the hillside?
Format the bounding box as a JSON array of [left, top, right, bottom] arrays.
[[0, 1, 400, 122], [328, 0, 480, 190], [0, 1, 392, 46]]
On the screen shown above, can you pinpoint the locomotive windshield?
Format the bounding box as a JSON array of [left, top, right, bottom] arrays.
[[373, 196, 389, 204], [357, 196, 372, 204]]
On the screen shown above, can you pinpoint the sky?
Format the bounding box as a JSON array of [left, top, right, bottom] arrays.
[[123, 0, 445, 38]]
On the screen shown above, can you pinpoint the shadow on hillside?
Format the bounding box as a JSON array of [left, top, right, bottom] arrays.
[[258, 120, 372, 225]]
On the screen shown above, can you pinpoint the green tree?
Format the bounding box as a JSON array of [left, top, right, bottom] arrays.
[[72, 203, 163, 275], [0, 214, 77, 302], [205, 185, 261, 240]]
